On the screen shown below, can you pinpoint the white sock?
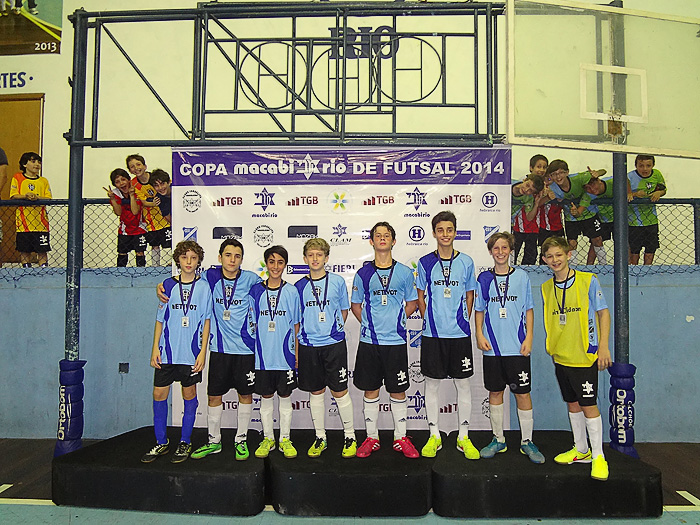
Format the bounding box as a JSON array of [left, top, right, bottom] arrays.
[[363, 397, 380, 440], [489, 403, 505, 442], [585, 415, 605, 458], [207, 403, 223, 444], [593, 246, 607, 265], [279, 396, 293, 440], [260, 397, 275, 440], [570, 249, 578, 265], [152, 247, 161, 266], [424, 377, 441, 437], [310, 392, 326, 440], [454, 377, 473, 437], [335, 393, 355, 439], [569, 411, 588, 453], [518, 408, 534, 443], [236, 402, 252, 441], [391, 397, 407, 441]]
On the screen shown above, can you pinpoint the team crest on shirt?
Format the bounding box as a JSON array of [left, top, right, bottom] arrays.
[[29, 183, 36, 191], [225, 285, 233, 298], [498, 280, 507, 294], [269, 295, 277, 309], [645, 182, 654, 190], [442, 266, 450, 278], [380, 275, 389, 287], [182, 289, 190, 301]]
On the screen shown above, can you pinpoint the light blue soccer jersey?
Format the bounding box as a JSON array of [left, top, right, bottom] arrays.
[[416, 251, 477, 339], [295, 273, 350, 347], [248, 281, 301, 371], [351, 261, 417, 345], [474, 267, 534, 357], [205, 267, 261, 355], [156, 276, 213, 366]]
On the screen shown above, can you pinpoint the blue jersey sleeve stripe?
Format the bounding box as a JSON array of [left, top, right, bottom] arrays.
[[484, 309, 501, 356]]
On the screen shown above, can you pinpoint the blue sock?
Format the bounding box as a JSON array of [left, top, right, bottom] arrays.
[[153, 399, 168, 445], [181, 397, 199, 444]]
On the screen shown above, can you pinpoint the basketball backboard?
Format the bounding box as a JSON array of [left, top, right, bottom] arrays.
[[507, 0, 700, 159]]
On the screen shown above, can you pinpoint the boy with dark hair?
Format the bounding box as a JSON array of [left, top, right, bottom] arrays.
[[541, 236, 612, 481], [583, 176, 614, 265], [512, 155, 547, 265], [351, 222, 419, 459], [249, 245, 301, 459], [474, 232, 544, 464], [105, 168, 147, 267], [627, 155, 666, 265], [547, 160, 607, 265], [537, 166, 565, 265], [127, 154, 171, 265], [416, 211, 479, 459], [9, 152, 52, 267], [142, 240, 212, 464], [150, 168, 172, 225], [295, 237, 357, 458]]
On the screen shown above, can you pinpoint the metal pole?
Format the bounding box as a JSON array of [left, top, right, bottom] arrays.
[[694, 201, 700, 265], [65, 9, 89, 361], [610, 0, 629, 364]]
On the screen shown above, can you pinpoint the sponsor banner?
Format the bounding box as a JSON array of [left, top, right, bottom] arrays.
[[171, 147, 511, 431], [173, 148, 511, 186]]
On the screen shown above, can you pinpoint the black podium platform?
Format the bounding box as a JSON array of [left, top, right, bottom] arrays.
[[269, 429, 433, 516], [432, 430, 663, 518], [52, 427, 265, 516], [52, 427, 662, 518]]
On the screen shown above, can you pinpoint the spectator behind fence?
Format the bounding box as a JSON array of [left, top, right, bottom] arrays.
[[105, 168, 147, 267], [511, 156, 546, 265], [127, 154, 171, 266], [149, 168, 172, 225], [537, 159, 565, 265], [583, 176, 614, 265], [0, 147, 7, 267], [9, 152, 52, 267], [627, 155, 666, 265], [547, 160, 607, 265]]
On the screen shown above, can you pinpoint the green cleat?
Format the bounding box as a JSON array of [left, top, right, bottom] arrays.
[[554, 446, 592, 465], [421, 435, 442, 458], [255, 437, 276, 458], [591, 454, 609, 481], [307, 437, 327, 458], [342, 437, 357, 458], [279, 437, 298, 458], [234, 440, 249, 461], [191, 441, 222, 460], [456, 435, 481, 460]]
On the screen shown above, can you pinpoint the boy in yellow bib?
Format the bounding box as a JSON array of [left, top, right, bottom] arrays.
[[541, 236, 612, 481]]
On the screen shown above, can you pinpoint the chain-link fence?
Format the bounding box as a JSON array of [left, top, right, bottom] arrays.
[[513, 198, 700, 275], [0, 198, 698, 277], [0, 199, 171, 275]]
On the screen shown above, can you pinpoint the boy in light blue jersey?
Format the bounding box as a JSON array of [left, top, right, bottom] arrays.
[[143, 240, 212, 464], [248, 245, 301, 459], [156, 239, 262, 460], [351, 222, 419, 459], [416, 211, 479, 459], [295, 238, 357, 458], [474, 232, 544, 464]]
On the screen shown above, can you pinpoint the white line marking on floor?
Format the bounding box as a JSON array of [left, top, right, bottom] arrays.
[[678, 490, 700, 506], [0, 485, 13, 494], [0, 499, 55, 506]]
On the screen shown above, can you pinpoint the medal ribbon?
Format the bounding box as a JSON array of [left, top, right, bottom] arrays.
[[491, 268, 510, 310], [308, 274, 329, 313], [178, 277, 196, 318], [265, 281, 285, 323], [438, 250, 455, 287], [554, 270, 575, 315], [221, 269, 240, 311], [374, 262, 395, 299]]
